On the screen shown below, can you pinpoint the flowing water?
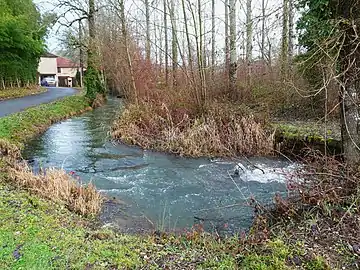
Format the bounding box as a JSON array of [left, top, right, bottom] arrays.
[[23, 98, 296, 233]]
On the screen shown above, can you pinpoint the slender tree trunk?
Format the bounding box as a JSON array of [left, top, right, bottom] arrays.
[[145, 0, 151, 62], [246, 0, 252, 91], [261, 0, 266, 60], [199, 0, 206, 101], [246, 0, 252, 63], [288, 0, 294, 67], [159, 19, 163, 68], [79, 21, 84, 88], [229, 0, 237, 93], [88, 0, 96, 69], [225, 0, 230, 75], [169, 0, 178, 87], [182, 0, 195, 81], [119, 0, 137, 103], [211, 0, 215, 78], [281, 0, 289, 79], [154, 16, 158, 65], [164, 0, 169, 85], [339, 1, 360, 163]]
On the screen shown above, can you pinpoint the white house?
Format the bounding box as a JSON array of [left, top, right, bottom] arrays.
[[38, 52, 58, 86], [38, 53, 81, 87]]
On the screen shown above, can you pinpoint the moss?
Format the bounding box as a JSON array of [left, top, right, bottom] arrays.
[[273, 123, 337, 144]]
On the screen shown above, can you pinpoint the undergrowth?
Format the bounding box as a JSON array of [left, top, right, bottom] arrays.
[[255, 150, 360, 269], [112, 101, 274, 157]]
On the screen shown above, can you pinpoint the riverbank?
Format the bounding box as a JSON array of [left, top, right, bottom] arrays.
[[0, 95, 92, 147], [0, 86, 47, 101], [0, 96, 351, 269], [1, 179, 332, 269]]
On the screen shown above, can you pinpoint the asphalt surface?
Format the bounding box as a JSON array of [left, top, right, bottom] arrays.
[[0, 87, 78, 118]]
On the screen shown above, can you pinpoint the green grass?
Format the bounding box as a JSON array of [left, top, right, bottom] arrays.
[[0, 87, 47, 101], [1, 183, 331, 269], [0, 95, 91, 146]]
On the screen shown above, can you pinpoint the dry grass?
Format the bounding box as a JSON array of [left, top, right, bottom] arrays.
[[112, 101, 274, 157], [92, 93, 106, 108], [0, 139, 21, 160], [0, 86, 47, 100], [7, 164, 103, 216]]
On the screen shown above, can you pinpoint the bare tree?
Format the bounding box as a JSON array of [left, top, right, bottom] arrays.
[[229, 0, 237, 92], [225, 0, 230, 74], [118, 0, 137, 103], [169, 0, 178, 87], [288, 0, 294, 66], [246, 0, 252, 63], [145, 0, 151, 62], [181, 0, 195, 85], [246, 0, 253, 90], [79, 20, 84, 88], [164, 0, 169, 85], [261, 0, 266, 60], [281, 0, 289, 78], [211, 0, 215, 77]]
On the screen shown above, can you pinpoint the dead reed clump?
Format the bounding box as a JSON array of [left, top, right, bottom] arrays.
[[111, 101, 274, 157], [8, 165, 103, 216], [0, 139, 21, 160], [92, 93, 106, 108]]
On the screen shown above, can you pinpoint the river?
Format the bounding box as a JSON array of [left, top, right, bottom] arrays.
[[23, 98, 296, 233]]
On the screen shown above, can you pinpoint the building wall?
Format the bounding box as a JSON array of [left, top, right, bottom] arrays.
[[38, 57, 57, 74], [58, 67, 78, 78]]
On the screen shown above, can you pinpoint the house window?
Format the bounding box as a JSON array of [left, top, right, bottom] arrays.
[[57, 67, 61, 73]]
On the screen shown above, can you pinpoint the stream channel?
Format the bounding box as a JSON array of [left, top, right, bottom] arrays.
[[23, 98, 297, 234]]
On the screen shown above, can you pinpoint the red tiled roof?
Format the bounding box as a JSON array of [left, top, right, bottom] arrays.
[[57, 57, 79, 68]]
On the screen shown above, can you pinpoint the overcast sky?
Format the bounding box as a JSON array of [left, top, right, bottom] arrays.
[[34, 0, 289, 60]]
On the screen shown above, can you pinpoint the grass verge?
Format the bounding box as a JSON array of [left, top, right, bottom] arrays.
[[0, 95, 92, 147], [0, 86, 47, 101]]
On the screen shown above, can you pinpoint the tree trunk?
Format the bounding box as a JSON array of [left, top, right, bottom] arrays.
[[170, 0, 178, 87], [119, 0, 137, 103], [164, 0, 169, 85], [281, 0, 289, 79], [211, 0, 215, 78], [288, 0, 294, 67], [225, 0, 230, 75], [339, 0, 360, 163], [246, 0, 252, 90], [229, 0, 237, 93], [145, 0, 151, 62], [79, 21, 84, 88], [246, 0, 252, 63], [261, 0, 266, 60], [88, 0, 96, 68]]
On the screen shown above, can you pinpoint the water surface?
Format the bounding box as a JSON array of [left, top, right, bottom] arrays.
[[23, 99, 295, 232]]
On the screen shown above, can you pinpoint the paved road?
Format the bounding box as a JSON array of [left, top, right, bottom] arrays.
[[0, 87, 78, 118]]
